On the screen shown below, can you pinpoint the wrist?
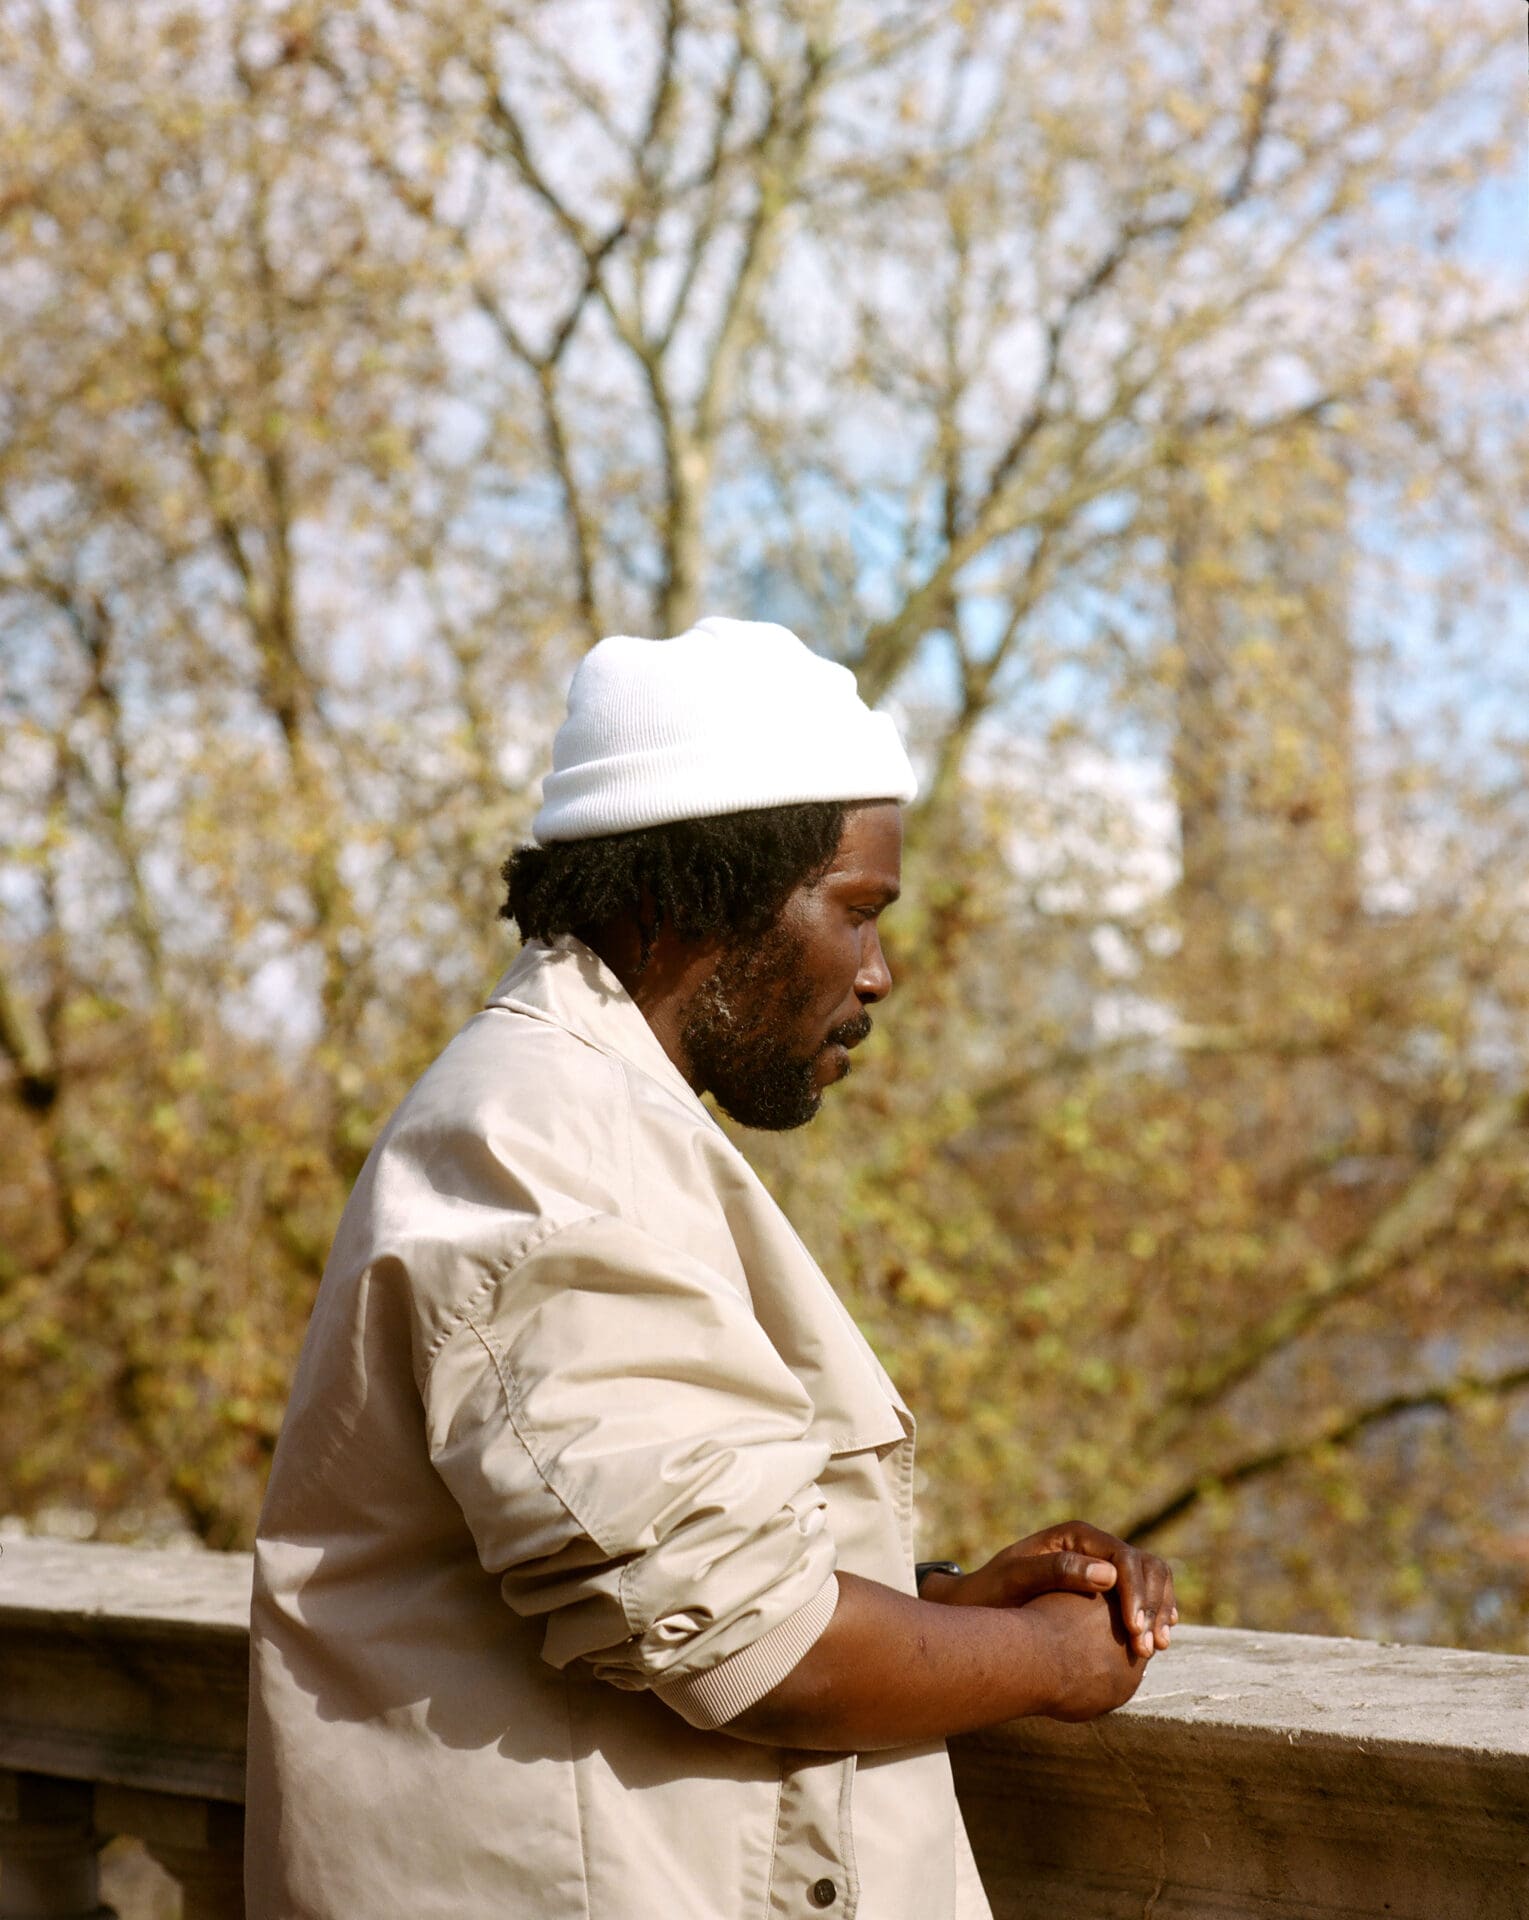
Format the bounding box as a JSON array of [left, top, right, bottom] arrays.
[[949, 1592, 1065, 1724], [1006, 1593, 1068, 1718], [914, 1559, 963, 1605]]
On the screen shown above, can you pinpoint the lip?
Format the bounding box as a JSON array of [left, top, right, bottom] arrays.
[[816, 1043, 852, 1086]]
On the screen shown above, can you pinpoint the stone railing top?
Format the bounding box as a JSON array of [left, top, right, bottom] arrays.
[[1109, 1621, 1529, 1760], [2, 1539, 1527, 1796], [0, 1538, 253, 1639], [0, 1540, 255, 1804], [1, 1539, 1526, 1760]]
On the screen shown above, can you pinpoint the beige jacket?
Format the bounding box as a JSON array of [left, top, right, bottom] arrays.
[[247, 937, 992, 1920]]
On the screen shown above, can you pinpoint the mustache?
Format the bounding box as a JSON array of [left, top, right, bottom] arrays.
[[826, 1009, 873, 1050]]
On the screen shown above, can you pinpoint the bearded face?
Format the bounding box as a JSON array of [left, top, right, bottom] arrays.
[[680, 918, 873, 1131]]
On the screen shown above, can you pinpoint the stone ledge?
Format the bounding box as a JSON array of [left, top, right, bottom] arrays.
[[1088, 1622, 1529, 1754], [0, 1542, 252, 1803], [3, 1542, 1528, 1917], [0, 1540, 252, 1638], [950, 1625, 1529, 1920]]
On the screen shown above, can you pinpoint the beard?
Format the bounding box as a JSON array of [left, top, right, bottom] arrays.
[[680, 924, 872, 1131]]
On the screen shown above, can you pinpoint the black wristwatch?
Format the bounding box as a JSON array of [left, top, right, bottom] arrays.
[[915, 1560, 963, 1592]]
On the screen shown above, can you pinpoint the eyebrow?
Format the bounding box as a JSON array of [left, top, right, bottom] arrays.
[[850, 880, 900, 907]]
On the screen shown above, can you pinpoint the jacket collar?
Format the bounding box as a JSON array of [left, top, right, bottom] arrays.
[[484, 937, 721, 1129]]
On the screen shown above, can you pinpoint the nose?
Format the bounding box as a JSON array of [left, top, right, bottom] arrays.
[[856, 924, 892, 1004]]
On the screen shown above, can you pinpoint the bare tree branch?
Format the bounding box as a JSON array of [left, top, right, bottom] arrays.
[[1224, 23, 1285, 209], [1126, 1359, 1529, 1545], [1150, 1089, 1529, 1439], [0, 948, 57, 1110]]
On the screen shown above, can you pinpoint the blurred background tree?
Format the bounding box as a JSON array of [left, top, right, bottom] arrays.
[[2, 0, 1526, 1646]]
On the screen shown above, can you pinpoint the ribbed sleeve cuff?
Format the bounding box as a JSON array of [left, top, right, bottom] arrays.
[[651, 1576, 839, 1731]]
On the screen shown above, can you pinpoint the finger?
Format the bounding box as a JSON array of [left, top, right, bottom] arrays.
[[1001, 1551, 1119, 1605], [1052, 1521, 1118, 1562], [1045, 1526, 1171, 1657], [1137, 1551, 1175, 1643], [1052, 1526, 1157, 1648], [1132, 1555, 1173, 1651], [1108, 1549, 1157, 1657], [1153, 1569, 1179, 1648], [1060, 1528, 1152, 1651], [1136, 1565, 1169, 1656]]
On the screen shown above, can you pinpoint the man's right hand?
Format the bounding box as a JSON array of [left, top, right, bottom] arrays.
[[724, 1568, 1163, 1752], [1018, 1588, 1149, 1721]]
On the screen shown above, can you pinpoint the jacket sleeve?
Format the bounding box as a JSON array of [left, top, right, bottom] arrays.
[[420, 1210, 839, 1729]]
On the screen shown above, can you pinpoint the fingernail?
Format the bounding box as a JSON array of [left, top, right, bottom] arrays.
[[1086, 1561, 1113, 1584], [1134, 1608, 1146, 1629]]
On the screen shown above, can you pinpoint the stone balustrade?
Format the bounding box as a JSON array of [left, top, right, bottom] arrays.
[[951, 1626, 1529, 1918], [0, 1540, 248, 1918], [1, 1538, 1526, 1918]]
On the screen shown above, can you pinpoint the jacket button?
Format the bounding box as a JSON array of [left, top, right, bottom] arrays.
[[809, 1880, 837, 1908]]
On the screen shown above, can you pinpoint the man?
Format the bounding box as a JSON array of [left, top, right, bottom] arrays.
[[247, 617, 1175, 1919]]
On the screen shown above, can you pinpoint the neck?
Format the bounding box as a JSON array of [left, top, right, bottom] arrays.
[[581, 920, 717, 1092]]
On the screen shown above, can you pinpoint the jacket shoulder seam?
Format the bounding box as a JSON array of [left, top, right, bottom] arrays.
[[417, 1208, 602, 1381], [457, 1300, 633, 1591]]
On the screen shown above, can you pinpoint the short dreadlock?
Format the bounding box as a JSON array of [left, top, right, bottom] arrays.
[[500, 802, 848, 969]]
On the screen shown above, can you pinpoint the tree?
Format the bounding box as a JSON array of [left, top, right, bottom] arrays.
[[1, 0, 1526, 1643]]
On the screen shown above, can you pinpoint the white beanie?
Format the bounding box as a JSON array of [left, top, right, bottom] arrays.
[[531, 615, 918, 843]]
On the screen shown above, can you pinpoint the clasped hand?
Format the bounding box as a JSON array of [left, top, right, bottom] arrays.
[[923, 1520, 1177, 1659]]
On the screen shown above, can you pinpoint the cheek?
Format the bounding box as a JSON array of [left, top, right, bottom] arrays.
[[813, 933, 865, 1007], [778, 906, 863, 1015]]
